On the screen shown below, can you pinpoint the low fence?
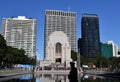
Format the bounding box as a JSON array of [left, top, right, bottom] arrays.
[[83, 69, 107, 74], [35, 70, 70, 74]]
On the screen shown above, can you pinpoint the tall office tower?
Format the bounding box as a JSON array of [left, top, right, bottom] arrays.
[[44, 10, 76, 59], [2, 16, 36, 58], [81, 14, 100, 58]]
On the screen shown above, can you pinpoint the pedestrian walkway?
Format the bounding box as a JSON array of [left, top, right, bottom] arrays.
[[0, 69, 32, 77]]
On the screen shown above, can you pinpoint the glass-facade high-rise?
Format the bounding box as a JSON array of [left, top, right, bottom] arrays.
[[44, 10, 76, 58], [2, 16, 37, 58], [100, 43, 113, 58], [80, 14, 100, 58]]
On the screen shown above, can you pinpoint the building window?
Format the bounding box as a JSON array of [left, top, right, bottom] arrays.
[[56, 42, 62, 53]]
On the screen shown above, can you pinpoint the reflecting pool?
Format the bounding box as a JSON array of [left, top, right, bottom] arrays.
[[0, 73, 119, 82]]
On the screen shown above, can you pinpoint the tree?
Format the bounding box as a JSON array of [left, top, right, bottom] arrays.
[[85, 58, 95, 66], [3, 46, 35, 66], [0, 34, 7, 65], [109, 57, 120, 70], [96, 55, 110, 68], [3, 46, 25, 65], [71, 50, 77, 61], [0, 34, 36, 67]]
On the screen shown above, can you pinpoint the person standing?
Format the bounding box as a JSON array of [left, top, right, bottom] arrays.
[[68, 62, 78, 82]]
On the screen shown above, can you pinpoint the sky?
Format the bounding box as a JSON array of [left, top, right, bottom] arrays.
[[0, 0, 120, 60]]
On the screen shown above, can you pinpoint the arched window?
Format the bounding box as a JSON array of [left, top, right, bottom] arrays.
[[56, 43, 62, 53]]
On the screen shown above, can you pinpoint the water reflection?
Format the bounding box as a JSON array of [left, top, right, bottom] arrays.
[[18, 74, 33, 80], [0, 74, 35, 82], [0, 73, 119, 82], [35, 74, 69, 82]]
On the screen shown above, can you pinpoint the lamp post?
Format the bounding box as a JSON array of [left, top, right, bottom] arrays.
[[77, 48, 81, 68], [77, 48, 83, 73]]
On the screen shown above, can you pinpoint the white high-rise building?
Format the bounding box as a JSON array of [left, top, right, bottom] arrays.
[[106, 41, 119, 57], [2, 16, 36, 58]]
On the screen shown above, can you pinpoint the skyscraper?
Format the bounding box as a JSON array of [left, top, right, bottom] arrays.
[[44, 10, 76, 59], [2, 16, 36, 58], [80, 14, 100, 58]]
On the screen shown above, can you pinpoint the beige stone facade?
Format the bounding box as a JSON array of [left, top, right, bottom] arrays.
[[40, 31, 72, 68]]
